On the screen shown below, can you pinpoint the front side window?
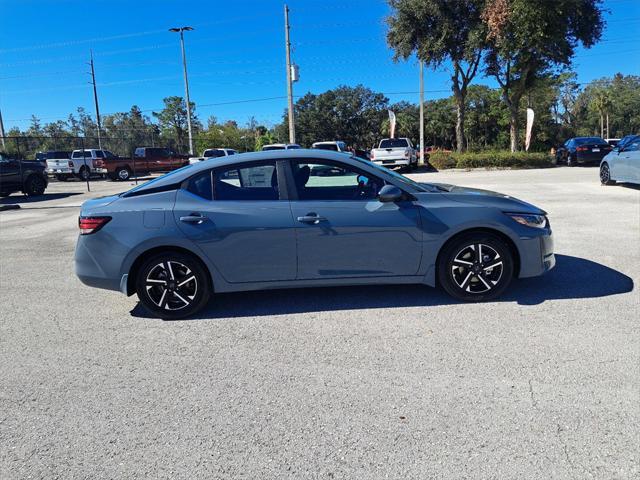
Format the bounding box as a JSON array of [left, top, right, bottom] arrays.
[[624, 139, 640, 152], [134, 148, 144, 158], [214, 162, 279, 201], [292, 160, 384, 201]]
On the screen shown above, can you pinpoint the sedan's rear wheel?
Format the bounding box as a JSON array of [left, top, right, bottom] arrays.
[[438, 233, 514, 302], [136, 252, 211, 319], [600, 163, 615, 185]]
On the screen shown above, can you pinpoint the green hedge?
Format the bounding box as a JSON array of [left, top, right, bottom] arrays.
[[428, 150, 554, 170]]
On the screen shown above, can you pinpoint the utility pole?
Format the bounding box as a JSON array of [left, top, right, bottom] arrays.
[[606, 112, 609, 139], [170, 26, 194, 155], [89, 50, 102, 149], [284, 4, 295, 144], [419, 60, 425, 166], [0, 107, 6, 150]]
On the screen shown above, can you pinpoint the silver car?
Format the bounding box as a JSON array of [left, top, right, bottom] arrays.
[[75, 150, 555, 319]]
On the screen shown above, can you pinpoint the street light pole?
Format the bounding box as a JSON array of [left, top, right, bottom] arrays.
[[170, 26, 194, 155]]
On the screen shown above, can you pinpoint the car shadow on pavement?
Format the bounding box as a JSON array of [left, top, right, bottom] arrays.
[[0, 192, 82, 205], [130, 254, 634, 320]]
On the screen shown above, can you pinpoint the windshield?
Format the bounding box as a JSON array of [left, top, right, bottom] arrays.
[[121, 164, 193, 196], [379, 138, 409, 148], [350, 156, 428, 192]]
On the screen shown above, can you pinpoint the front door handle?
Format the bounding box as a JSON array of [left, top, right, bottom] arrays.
[[180, 214, 206, 224], [297, 213, 327, 224]]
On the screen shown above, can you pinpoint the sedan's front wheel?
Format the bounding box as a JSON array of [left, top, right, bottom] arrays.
[[600, 163, 615, 185], [136, 252, 211, 319], [438, 233, 514, 302]]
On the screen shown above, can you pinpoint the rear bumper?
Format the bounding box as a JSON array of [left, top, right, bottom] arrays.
[[374, 159, 411, 167], [46, 167, 73, 174], [75, 237, 121, 292]]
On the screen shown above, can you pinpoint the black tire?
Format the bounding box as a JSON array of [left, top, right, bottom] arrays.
[[116, 166, 131, 181], [56, 174, 69, 182], [600, 162, 615, 185], [77, 166, 90, 181], [438, 232, 514, 302], [135, 251, 211, 319], [24, 175, 47, 196]]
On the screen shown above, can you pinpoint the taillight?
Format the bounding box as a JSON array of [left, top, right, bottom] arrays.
[[576, 146, 588, 152], [79, 216, 111, 235], [95, 159, 104, 167], [370, 151, 375, 160]]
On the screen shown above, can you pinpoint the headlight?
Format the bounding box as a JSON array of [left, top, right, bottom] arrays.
[[506, 213, 547, 229]]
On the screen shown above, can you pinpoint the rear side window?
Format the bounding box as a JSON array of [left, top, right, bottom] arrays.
[[72, 151, 91, 158], [214, 162, 279, 201], [186, 171, 213, 200]]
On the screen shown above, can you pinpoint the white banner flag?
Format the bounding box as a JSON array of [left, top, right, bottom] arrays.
[[525, 108, 535, 151], [388, 110, 396, 138]]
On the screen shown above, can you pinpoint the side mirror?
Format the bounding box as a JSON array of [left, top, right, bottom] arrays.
[[378, 184, 403, 203]]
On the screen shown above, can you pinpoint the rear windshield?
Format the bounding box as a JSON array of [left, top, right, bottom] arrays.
[[262, 146, 285, 151], [204, 149, 226, 157], [379, 138, 409, 148], [313, 144, 339, 151], [286, 145, 301, 149], [574, 137, 607, 146], [48, 151, 71, 159]]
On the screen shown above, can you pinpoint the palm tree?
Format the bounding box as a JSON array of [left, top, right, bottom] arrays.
[[591, 88, 613, 138]]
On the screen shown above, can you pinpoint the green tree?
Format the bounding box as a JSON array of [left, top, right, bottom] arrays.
[[284, 85, 389, 148], [387, 0, 486, 152], [482, 0, 605, 151], [152, 96, 201, 153]]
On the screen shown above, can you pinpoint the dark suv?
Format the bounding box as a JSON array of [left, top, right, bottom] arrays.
[[0, 151, 48, 197]]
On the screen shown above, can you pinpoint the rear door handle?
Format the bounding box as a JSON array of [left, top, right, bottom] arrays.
[[180, 214, 206, 224], [297, 214, 327, 224]]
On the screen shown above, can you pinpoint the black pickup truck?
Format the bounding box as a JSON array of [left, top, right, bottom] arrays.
[[0, 151, 48, 197]]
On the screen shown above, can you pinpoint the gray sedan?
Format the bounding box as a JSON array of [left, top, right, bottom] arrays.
[[75, 150, 555, 319]]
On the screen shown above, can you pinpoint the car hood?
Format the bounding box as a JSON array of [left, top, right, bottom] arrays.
[[420, 183, 546, 214]]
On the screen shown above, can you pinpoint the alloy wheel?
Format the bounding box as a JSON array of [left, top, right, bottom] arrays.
[[118, 168, 130, 180], [600, 164, 611, 184], [450, 243, 503, 294], [145, 261, 198, 311]]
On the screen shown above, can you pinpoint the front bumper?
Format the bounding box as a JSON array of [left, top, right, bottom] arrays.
[[518, 230, 555, 278]]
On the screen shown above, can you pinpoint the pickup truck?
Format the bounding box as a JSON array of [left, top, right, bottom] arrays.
[[370, 138, 417, 169], [101, 147, 189, 181], [189, 148, 238, 165], [45, 149, 110, 181], [0, 151, 48, 197]]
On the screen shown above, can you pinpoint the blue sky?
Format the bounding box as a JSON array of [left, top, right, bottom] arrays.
[[1, 0, 639, 130]]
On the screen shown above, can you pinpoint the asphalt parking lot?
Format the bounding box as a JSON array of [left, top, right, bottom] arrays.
[[1, 167, 638, 479]]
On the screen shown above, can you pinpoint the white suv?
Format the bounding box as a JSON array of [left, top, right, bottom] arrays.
[[69, 149, 111, 180]]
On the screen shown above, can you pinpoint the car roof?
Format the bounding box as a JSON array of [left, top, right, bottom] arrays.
[[127, 149, 393, 194]]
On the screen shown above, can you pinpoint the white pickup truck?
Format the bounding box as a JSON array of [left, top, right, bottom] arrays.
[[46, 149, 109, 181], [188, 148, 238, 165], [370, 138, 417, 169]]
